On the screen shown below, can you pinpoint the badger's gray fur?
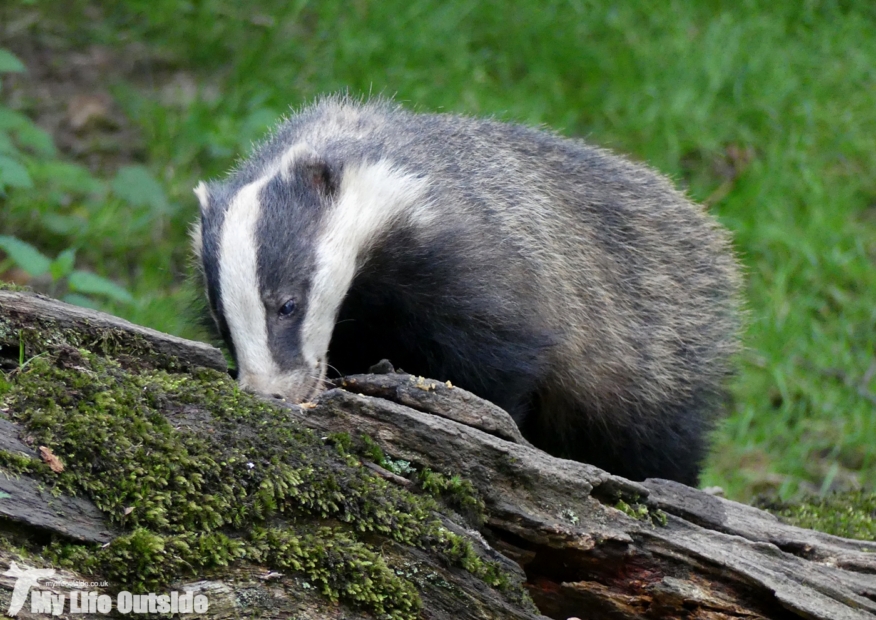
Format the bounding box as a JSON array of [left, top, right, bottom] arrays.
[[193, 96, 742, 485]]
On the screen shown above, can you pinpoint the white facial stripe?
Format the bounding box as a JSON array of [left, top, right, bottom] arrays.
[[301, 160, 430, 365], [218, 176, 280, 383]]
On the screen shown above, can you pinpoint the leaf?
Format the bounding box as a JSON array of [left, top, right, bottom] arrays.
[[111, 165, 171, 214], [32, 160, 104, 195], [0, 107, 30, 131], [50, 248, 76, 281], [13, 121, 56, 157], [0, 131, 17, 155], [0, 49, 25, 74], [0, 235, 51, 276], [0, 155, 33, 189], [68, 270, 134, 304], [39, 446, 64, 473], [42, 213, 85, 236]]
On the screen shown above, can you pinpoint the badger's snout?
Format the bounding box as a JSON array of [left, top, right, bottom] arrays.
[[238, 365, 326, 404]]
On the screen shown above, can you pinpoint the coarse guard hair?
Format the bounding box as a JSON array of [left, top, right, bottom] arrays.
[[193, 95, 743, 485]]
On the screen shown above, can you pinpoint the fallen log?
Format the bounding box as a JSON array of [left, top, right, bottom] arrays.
[[0, 289, 872, 620]]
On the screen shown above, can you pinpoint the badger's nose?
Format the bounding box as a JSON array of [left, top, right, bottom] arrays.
[[237, 370, 307, 403], [237, 372, 273, 396]]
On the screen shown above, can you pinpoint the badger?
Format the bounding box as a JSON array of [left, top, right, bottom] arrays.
[[192, 96, 742, 485]]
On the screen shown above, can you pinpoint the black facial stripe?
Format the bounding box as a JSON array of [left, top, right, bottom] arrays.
[[255, 160, 329, 369], [214, 311, 237, 366], [201, 239, 223, 320]]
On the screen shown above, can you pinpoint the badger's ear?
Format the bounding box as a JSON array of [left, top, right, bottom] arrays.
[[279, 143, 340, 199], [193, 181, 210, 214], [302, 160, 340, 198]]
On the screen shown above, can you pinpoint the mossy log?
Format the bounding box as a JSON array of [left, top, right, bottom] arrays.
[[0, 290, 874, 620]]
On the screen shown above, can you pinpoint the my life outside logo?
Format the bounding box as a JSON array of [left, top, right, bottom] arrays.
[[3, 562, 209, 616]]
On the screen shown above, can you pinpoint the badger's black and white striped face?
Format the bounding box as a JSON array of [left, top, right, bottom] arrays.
[[193, 145, 430, 403]]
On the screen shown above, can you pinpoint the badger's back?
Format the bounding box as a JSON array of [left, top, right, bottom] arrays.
[[203, 97, 742, 484]]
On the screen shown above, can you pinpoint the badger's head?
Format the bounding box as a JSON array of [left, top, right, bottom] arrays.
[[192, 145, 429, 402]]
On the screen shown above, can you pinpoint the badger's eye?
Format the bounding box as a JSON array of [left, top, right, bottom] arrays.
[[278, 299, 297, 317]]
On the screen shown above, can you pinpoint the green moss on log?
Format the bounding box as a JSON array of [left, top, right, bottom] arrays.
[[0, 324, 528, 618], [758, 492, 876, 542]]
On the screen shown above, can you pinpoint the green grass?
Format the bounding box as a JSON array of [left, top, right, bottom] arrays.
[[2, 0, 875, 501]]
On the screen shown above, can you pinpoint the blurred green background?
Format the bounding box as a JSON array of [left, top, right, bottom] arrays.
[[1, 1, 874, 502]]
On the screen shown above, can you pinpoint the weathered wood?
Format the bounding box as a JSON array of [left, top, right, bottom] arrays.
[[0, 291, 226, 372], [644, 478, 876, 575], [292, 383, 876, 620], [0, 291, 874, 620], [335, 370, 531, 445], [0, 469, 114, 545]]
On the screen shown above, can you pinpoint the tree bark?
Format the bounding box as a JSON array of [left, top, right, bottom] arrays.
[[0, 290, 873, 620]]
